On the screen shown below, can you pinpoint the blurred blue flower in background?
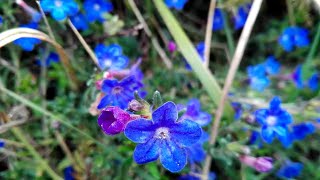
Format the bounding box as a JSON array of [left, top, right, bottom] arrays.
[[212, 8, 224, 31], [95, 44, 129, 70], [234, 4, 250, 30], [36, 52, 60, 67], [247, 64, 270, 92], [70, 13, 89, 31], [279, 27, 309, 52], [63, 166, 75, 180], [0, 16, 3, 26], [185, 42, 205, 70], [0, 140, 5, 148], [277, 161, 303, 179], [14, 23, 41, 51], [254, 97, 293, 147], [291, 122, 315, 141], [263, 56, 280, 75], [231, 102, 243, 120], [97, 76, 142, 109], [124, 102, 202, 173], [84, 0, 113, 22], [291, 65, 304, 89], [308, 73, 319, 91], [165, 0, 188, 10], [40, 0, 79, 21], [180, 99, 212, 126], [187, 131, 209, 164]]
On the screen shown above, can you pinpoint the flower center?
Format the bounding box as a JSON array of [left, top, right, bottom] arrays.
[[112, 86, 123, 94], [55, 0, 63, 7], [266, 116, 277, 126], [94, 4, 100, 11], [155, 127, 169, 139], [104, 59, 112, 68]]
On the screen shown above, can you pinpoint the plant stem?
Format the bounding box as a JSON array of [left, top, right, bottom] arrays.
[[201, 0, 264, 179], [127, 0, 173, 69], [67, 19, 101, 70], [35, 0, 56, 40], [11, 127, 62, 180], [204, 0, 216, 68], [286, 0, 296, 25], [222, 11, 235, 56]]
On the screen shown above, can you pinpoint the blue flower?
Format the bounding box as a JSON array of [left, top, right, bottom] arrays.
[[248, 131, 263, 147], [40, 0, 79, 21], [84, 0, 113, 22], [291, 122, 315, 141], [254, 97, 293, 147], [97, 76, 142, 109], [308, 73, 319, 91], [179, 172, 216, 180], [185, 42, 205, 70], [36, 52, 60, 67], [231, 102, 243, 120], [180, 99, 212, 126], [124, 102, 202, 173], [70, 13, 89, 31], [0, 140, 5, 148], [14, 23, 41, 51], [95, 44, 129, 70], [165, 0, 188, 10], [247, 64, 270, 92], [263, 56, 280, 75], [291, 65, 304, 89], [234, 4, 250, 30], [212, 9, 224, 31], [187, 131, 209, 164], [63, 166, 75, 180], [277, 161, 303, 179], [279, 27, 309, 52], [0, 16, 3, 26]]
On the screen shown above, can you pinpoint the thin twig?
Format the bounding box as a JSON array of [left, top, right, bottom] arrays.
[[201, 0, 264, 179], [35, 0, 56, 40], [204, 0, 216, 68], [67, 19, 101, 70], [127, 0, 173, 69]]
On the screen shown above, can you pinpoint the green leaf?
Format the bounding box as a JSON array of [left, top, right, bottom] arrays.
[[153, 0, 233, 118], [152, 91, 163, 109]]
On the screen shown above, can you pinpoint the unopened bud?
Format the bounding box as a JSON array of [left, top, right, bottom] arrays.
[[129, 99, 144, 111]]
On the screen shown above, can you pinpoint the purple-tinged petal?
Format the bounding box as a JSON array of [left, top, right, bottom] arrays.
[[133, 138, 160, 164], [159, 139, 187, 173], [124, 119, 155, 143], [152, 101, 178, 125], [97, 95, 111, 109], [170, 119, 202, 146]]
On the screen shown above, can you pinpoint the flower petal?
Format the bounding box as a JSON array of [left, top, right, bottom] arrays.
[[170, 119, 202, 146], [97, 95, 111, 109], [124, 119, 155, 143], [152, 101, 178, 125], [261, 126, 274, 143], [133, 138, 160, 164], [159, 139, 187, 173]]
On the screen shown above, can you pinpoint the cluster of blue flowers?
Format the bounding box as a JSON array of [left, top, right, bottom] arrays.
[[279, 27, 310, 52], [291, 65, 319, 91], [247, 56, 280, 92]]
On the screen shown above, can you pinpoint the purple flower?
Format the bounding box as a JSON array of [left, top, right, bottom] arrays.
[[180, 99, 212, 126], [277, 161, 303, 179], [165, 0, 188, 10], [98, 106, 138, 135], [94, 43, 129, 70], [84, 0, 113, 22], [239, 155, 273, 173], [14, 23, 41, 51], [168, 41, 177, 53], [124, 102, 202, 172], [254, 97, 293, 147], [40, 0, 79, 21], [97, 76, 142, 109], [291, 122, 315, 141], [70, 13, 89, 31]]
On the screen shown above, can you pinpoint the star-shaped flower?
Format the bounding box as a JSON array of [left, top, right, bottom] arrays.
[[165, 0, 188, 10], [254, 97, 293, 147], [124, 102, 202, 172], [277, 161, 303, 179], [180, 99, 212, 126], [40, 0, 79, 21], [84, 0, 113, 22], [14, 23, 41, 51]]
